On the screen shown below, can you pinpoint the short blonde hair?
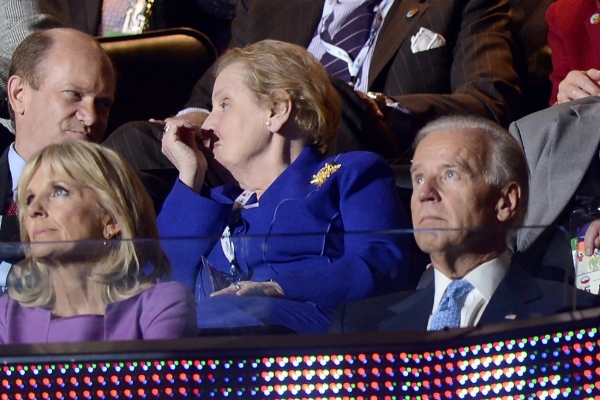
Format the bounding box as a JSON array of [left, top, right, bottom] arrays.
[[8, 140, 170, 308], [214, 39, 341, 154]]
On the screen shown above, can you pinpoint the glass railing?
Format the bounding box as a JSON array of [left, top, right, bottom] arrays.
[[0, 226, 597, 398]]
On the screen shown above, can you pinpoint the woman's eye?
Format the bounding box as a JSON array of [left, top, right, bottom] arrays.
[[51, 185, 69, 197], [412, 175, 424, 185], [446, 170, 456, 179], [25, 194, 34, 206]]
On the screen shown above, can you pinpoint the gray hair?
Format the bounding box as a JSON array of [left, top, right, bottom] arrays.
[[414, 116, 529, 227]]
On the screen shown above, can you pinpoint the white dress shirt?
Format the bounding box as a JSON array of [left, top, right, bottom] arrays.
[[427, 251, 512, 330]]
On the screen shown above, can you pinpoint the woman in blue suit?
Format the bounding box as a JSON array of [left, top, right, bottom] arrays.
[[158, 39, 410, 334]]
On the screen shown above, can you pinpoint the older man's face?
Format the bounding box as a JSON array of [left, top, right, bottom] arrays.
[[410, 128, 503, 255]]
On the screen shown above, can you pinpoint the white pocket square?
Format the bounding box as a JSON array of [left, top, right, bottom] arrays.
[[410, 27, 446, 54]]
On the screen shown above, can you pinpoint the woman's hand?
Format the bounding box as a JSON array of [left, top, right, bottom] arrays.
[[210, 281, 285, 298], [556, 69, 600, 104], [161, 117, 208, 193]]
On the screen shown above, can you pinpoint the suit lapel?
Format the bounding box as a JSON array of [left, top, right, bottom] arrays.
[[478, 262, 543, 325], [251, 0, 324, 47], [377, 282, 434, 331], [369, 0, 429, 87]]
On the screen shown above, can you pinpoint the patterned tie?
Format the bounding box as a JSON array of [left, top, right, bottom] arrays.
[[6, 200, 17, 216], [430, 279, 474, 330], [100, 0, 131, 36], [320, 0, 379, 83]]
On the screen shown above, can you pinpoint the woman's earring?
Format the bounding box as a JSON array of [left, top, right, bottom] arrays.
[[103, 233, 113, 248], [266, 120, 271, 128]]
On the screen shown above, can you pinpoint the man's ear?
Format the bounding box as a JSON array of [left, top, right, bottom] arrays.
[[103, 214, 122, 239], [496, 182, 521, 223], [266, 89, 292, 133], [7, 75, 27, 115]]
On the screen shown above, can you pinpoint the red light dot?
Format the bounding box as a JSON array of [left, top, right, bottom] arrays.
[[69, 391, 76, 399], [16, 379, 23, 386], [83, 391, 90, 398], [28, 394, 35, 400], [55, 392, 63, 399], [179, 373, 187, 381], [124, 389, 131, 396], [110, 390, 117, 398], [165, 388, 173, 395], [96, 391, 104, 397], [152, 389, 159, 396], [137, 389, 145, 396], [179, 387, 186, 395], [70, 377, 77, 384]]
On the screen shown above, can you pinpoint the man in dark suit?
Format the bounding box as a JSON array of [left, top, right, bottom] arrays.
[[330, 116, 600, 333], [106, 0, 521, 169]]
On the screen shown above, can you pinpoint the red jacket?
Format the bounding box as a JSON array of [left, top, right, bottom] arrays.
[[547, 0, 600, 104]]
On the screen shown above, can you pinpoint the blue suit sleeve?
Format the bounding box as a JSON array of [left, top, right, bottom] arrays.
[[157, 181, 232, 292]]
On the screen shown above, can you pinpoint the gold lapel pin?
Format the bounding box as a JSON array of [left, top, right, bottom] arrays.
[[406, 8, 419, 19]]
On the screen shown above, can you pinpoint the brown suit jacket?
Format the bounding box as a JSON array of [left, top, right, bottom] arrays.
[[187, 0, 522, 150]]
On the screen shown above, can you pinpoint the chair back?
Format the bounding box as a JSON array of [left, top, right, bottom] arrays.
[[99, 28, 217, 136]]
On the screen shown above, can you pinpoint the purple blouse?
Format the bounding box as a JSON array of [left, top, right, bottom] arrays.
[[0, 281, 197, 344]]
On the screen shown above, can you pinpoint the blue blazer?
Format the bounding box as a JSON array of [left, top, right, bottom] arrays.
[[158, 147, 410, 333]]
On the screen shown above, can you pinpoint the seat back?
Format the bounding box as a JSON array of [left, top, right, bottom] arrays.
[[99, 28, 217, 136]]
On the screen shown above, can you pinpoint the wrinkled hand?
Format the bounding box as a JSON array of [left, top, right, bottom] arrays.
[[211, 281, 285, 298], [584, 219, 600, 256], [161, 117, 208, 193], [556, 69, 600, 104]]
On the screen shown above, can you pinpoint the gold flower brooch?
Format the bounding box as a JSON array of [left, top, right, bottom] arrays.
[[310, 162, 341, 187]]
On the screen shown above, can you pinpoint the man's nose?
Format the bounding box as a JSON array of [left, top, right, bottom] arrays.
[[77, 99, 99, 127], [416, 178, 441, 202]]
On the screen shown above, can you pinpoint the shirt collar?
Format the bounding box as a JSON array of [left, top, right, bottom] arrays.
[[433, 250, 511, 307], [8, 143, 25, 197]]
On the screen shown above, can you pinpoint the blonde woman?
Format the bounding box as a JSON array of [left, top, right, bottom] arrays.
[[0, 140, 196, 344]]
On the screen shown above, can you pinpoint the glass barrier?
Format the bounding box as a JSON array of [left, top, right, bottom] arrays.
[[0, 226, 597, 398]]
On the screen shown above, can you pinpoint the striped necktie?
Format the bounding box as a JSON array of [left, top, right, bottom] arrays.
[[320, 0, 379, 83]]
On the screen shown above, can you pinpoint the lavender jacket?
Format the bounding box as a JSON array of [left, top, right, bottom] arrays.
[[0, 281, 197, 344]]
